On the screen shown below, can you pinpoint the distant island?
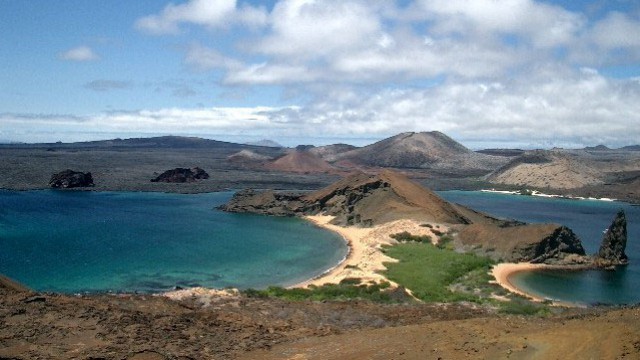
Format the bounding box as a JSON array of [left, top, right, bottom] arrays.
[[1, 132, 638, 203]]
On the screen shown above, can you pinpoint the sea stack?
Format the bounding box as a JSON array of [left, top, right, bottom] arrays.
[[151, 167, 209, 183], [597, 210, 628, 266], [49, 169, 94, 188]]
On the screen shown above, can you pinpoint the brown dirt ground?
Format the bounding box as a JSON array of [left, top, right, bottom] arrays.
[[2, 278, 639, 360]]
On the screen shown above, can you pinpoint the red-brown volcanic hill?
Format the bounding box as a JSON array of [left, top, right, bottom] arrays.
[[265, 150, 337, 174], [302, 169, 475, 225], [332, 131, 507, 172]]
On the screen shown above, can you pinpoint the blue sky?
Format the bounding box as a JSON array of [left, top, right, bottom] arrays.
[[1, 0, 640, 148]]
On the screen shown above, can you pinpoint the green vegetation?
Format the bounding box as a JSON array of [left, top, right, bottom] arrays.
[[390, 231, 432, 243], [436, 233, 455, 250], [499, 298, 551, 316], [383, 242, 494, 302], [244, 231, 550, 316], [242, 280, 395, 302]]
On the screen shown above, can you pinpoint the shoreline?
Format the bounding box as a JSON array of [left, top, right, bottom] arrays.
[[292, 215, 393, 288], [291, 216, 445, 289], [491, 263, 589, 307], [480, 189, 617, 202]]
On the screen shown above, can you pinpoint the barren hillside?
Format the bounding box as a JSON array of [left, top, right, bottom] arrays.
[[264, 150, 337, 174], [486, 149, 640, 190], [332, 132, 508, 173]]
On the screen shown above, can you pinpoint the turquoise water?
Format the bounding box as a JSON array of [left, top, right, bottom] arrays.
[[439, 191, 640, 305], [0, 190, 347, 293]]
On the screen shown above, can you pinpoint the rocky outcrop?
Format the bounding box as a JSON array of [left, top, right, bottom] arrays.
[[49, 169, 94, 188], [151, 167, 209, 183], [220, 189, 304, 216], [596, 210, 628, 266], [457, 223, 587, 263], [220, 170, 475, 226]]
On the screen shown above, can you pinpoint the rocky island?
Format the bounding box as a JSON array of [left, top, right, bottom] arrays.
[[49, 169, 94, 188], [150, 167, 209, 183], [221, 169, 628, 294]]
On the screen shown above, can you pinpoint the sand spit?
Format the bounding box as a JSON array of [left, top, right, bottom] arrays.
[[295, 215, 448, 288]]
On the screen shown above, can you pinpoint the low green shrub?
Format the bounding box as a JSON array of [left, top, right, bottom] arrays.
[[242, 281, 394, 302], [390, 231, 432, 243], [383, 242, 494, 303]]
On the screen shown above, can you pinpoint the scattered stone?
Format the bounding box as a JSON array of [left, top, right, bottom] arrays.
[[150, 167, 209, 183], [49, 169, 94, 188], [23, 295, 46, 303]]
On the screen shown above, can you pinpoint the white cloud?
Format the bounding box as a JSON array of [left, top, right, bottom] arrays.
[[591, 12, 640, 48], [256, 0, 382, 58], [415, 0, 585, 47], [135, 0, 267, 35], [58, 46, 99, 62], [225, 63, 319, 85], [4, 68, 640, 148], [33, 1, 640, 148], [184, 43, 242, 71]]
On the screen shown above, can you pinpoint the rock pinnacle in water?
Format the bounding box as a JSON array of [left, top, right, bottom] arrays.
[[597, 210, 628, 266]]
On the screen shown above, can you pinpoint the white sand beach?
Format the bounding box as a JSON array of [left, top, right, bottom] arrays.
[[294, 215, 449, 288]]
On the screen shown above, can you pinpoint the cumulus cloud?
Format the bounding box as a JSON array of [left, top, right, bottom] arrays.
[[257, 0, 382, 58], [415, 0, 585, 47], [33, 0, 639, 148], [58, 46, 99, 61], [135, 0, 267, 34], [590, 12, 640, 48], [4, 67, 640, 148]]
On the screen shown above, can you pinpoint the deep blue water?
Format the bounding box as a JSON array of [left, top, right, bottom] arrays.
[[0, 190, 347, 293], [439, 191, 640, 305]]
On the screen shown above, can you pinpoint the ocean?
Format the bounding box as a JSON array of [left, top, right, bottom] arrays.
[[439, 190, 640, 305], [2, 189, 638, 304], [0, 190, 348, 293]]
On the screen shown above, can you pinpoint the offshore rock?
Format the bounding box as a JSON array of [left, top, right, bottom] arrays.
[[218, 189, 304, 217], [151, 167, 209, 183], [596, 210, 628, 266], [49, 169, 94, 188]]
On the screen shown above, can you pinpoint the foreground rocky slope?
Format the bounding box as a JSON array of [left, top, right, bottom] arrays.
[[3, 271, 640, 359]]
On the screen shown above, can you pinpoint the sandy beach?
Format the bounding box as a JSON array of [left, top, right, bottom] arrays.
[[491, 263, 590, 306], [491, 263, 552, 301], [294, 215, 449, 288]]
